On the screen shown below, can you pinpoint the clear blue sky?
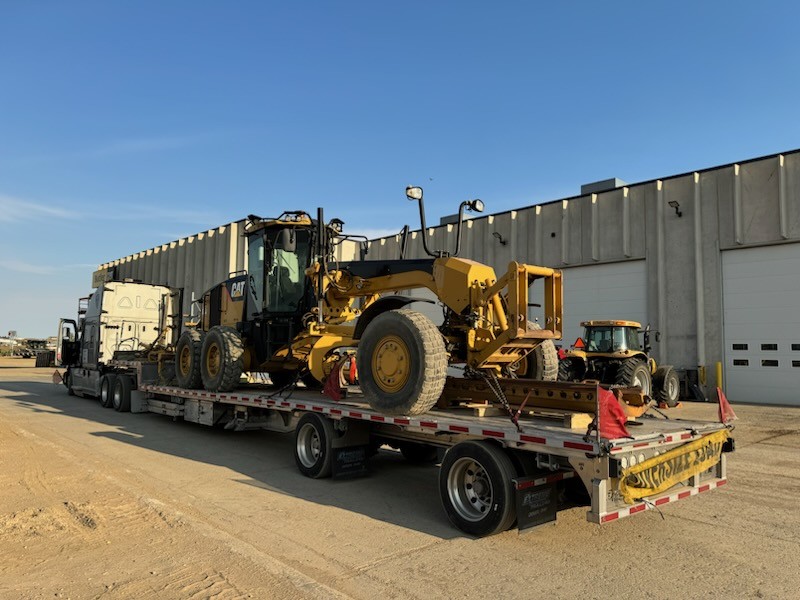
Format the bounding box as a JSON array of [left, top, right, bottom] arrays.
[[2, 1, 799, 337]]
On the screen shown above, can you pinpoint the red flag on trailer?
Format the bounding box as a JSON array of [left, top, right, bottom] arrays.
[[323, 362, 345, 401], [598, 387, 631, 439], [717, 387, 738, 424]]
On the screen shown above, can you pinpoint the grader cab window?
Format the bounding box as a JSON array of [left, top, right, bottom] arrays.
[[266, 229, 310, 313]]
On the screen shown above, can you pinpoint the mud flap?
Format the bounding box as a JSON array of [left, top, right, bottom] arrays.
[[514, 477, 558, 532]]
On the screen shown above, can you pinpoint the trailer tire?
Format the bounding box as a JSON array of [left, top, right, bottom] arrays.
[[400, 442, 439, 464], [112, 375, 132, 412], [175, 329, 203, 389], [201, 326, 244, 392], [294, 413, 335, 479], [654, 365, 680, 407], [100, 374, 117, 408], [357, 309, 446, 416], [614, 359, 652, 396], [439, 441, 517, 537]]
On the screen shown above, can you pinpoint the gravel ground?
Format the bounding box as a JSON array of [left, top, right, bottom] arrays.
[[1, 357, 798, 599]]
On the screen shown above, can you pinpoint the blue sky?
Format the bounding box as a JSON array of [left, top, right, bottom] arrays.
[[2, 1, 799, 337]]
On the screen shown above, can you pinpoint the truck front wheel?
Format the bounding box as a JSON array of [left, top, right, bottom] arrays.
[[439, 441, 517, 537]]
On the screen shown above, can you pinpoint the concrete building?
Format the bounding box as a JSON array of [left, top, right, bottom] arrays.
[[368, 149, 800, 406], [95, 149, 800, 406]]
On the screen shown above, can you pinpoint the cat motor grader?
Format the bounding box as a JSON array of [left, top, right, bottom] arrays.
[[175, 186, 562, 415], [557, 320, 680, 407]]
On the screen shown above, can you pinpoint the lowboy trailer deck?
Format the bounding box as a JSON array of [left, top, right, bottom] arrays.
[[83, 359, 734, 537]]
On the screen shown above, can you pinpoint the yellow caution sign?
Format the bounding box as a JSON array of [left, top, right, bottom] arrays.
[[619, 430, 729, 504]]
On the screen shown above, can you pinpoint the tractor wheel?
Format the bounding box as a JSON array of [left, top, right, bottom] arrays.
[[506, 322, 559, 381], [614, 359, 652, 396], [201, 326, 244, 392], [654, 366, 680, 407], [439, 441, 518, 537], [557, 357, 586, 382], [357, 309, 447, 416], [175, 329, 203, 389]]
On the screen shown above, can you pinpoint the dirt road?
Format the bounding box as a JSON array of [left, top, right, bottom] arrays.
[[1, 358, 798, 599]]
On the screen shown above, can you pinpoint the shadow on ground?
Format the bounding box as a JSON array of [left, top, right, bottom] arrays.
[[0, 379, 461, 540]]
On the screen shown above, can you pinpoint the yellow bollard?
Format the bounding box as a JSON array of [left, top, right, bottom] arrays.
[[716, 361, 723, 392]]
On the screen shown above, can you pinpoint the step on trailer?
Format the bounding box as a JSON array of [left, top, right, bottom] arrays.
[[82, 359, 733, 537]]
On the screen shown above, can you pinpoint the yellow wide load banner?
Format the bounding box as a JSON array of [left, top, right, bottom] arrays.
[[619, 430, 729, 504]]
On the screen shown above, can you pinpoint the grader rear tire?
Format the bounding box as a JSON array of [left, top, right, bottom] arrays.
[[506, 322, 559, 381], [201, 326, 244, 392], [175, 329, 203, 389], [357, 309, 447, 416]]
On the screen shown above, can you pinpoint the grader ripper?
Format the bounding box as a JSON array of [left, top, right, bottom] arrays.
[[176, 186, 563, 415]]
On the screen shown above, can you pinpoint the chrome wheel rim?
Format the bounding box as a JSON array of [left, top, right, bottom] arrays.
[[446, 457, 493, 522], [297, 423, 322, 468]]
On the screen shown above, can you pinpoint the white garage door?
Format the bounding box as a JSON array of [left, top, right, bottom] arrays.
[[722, 244, 800, 406], [530, 260, 648, 350]]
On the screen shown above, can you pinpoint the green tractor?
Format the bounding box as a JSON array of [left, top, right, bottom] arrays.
[[557, 320, 680, 407]]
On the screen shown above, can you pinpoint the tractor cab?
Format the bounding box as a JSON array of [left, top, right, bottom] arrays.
[[581, 320, 644, 356]]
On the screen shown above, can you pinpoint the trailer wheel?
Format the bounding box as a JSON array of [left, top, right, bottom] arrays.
[[201, 326, 244, 392], [294, 413, 335, 479], [64, 370, 75, 396], [112, 375, 132, 412], [439, 441, 517, 537], [400, 442, 439, 464], [357, 309, 447, 416], [175, 329, 203, 389], [614, 359, 652, 396], [100, 374, 117, 408], [654, 366, 680, 407]]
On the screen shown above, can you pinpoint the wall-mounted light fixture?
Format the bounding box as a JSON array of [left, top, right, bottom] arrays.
[[668, 200, 682, 217], [492, 231, 507, 246]]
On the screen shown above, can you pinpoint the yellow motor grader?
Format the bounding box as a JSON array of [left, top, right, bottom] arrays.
[[175, 186, 563, 415]]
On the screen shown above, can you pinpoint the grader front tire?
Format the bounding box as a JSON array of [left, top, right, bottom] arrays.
[[357, 309, 447, 416]]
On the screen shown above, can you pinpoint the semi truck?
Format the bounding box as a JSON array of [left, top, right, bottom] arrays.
[[56, 281, 734, 537]]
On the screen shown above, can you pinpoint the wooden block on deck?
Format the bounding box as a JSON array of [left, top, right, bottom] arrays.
[[524, 409, 594, 429], [461, 403, 505, 417]]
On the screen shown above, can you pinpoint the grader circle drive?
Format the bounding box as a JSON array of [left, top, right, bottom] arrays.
[[175, 187, 562, 415]]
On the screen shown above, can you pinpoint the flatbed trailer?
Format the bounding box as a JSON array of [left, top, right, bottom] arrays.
[[81, 358, 735, 537]]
